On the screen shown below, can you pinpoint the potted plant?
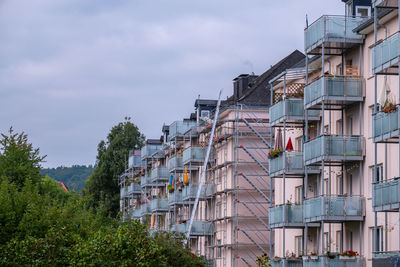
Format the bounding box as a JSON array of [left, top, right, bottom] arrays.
[[256, 253, 272, 267], [383, 98, 397, 113], [168, 184, 174, 193], [268, 149, 283, 159], [326, 251, 336, 259], [339, 250, 359, 260]]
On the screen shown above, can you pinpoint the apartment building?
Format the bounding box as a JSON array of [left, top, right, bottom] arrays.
[[268, 0, 400, 267], [119, 51, 305, 266]]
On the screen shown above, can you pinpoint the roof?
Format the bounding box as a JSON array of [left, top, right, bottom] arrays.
[[146, 139, 162, 145], [57, 182, 68, 192], [194, 99, 218, 107]]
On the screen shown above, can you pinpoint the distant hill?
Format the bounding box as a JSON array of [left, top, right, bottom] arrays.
[[41, 165, 94, 192]]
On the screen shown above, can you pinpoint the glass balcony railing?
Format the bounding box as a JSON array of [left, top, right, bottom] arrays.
[[373, 179, 400, 211], [269, 204, 303, 227], [131, 209, 141, 219], [141, 144, 163, 159], [269, 151, 319, 177], [140, 175, 152, 187], [303, 256, 363, 267], [304, 135, 364, 164], [190, 221, 214, 236], [304, 76, 363, 108], [305, 15, 365, 53], [150, 198, 168, 212], [270, 259, 303, 267], [304, 196, 364, 222], [168, 191, 183, 205], [168, 156, 183, 172], [269, 98, 319, 126], [182, 184, 215, 200], [128, 154, 142, 168], [373, 32, 400, 74], [182, 146, 206, 164], [140, 203, 151, 216], [373, 251, 400, 266], [127, 182, 141, 194], [373, 0, 399, 7], [373, 109, 400, 142], [170, 223, 186, 233], [169, 121, 197, 140], [150, 167, 168, 182]]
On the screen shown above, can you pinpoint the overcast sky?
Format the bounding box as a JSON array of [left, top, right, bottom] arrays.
[[0, 0, 344, 168]]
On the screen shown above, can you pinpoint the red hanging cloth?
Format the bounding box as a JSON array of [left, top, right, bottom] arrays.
[[286, 137, 294, 151]]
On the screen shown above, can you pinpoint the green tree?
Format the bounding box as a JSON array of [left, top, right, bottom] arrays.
[[0, 127, 45, 187], [86, 118, 145, 217]]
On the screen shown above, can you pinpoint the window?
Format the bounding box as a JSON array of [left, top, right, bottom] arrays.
[[336, 63, 343, 76], [324, 232, 329, 251], [324, 125, 329, 135], [348, 231, 353, 251], [216, 202, 222, 219], [296, 137, 303, 152], [200, 110, 210, 118], [336, 119, 343, 135], [356, 6, 371, 17], [216, 239, 222, 258], [295, 236, 303, 256], [347, 116, 353, 135], [370, 226, 383, 252], [295, 186, 303, 204], [347, 174, 353, 196], [337, 175, 343, 195], [336, 230, 342, 252], [370, 164, 383, 183]]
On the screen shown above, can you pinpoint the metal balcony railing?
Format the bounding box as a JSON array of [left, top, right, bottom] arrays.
[[182, 184, 215, 200], [304, 15, 365, 53], [182, 146, 206, 164], [269, 204, 303, 228], [304, 135, 364, 164], [373, 32, 400, 74], [373, 178, 400, 211], [304, 76, 363, 109], [140, 175, 152, 187], [303, 256, 363, 267], [269, 98, 319, 126], [373, 109, 400, 142], [304, 196, 364, 222], [150, 198, 168, 212], [169, 121, 197, 140], [168, 156, 183, 172], [269, 151, 319, 177], [168, 191, 183, 205], [127, 182, 141, 194], [150, 167, 168, 182], [141, 144, 163, 159]]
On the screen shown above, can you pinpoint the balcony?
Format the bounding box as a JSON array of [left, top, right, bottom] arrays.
[[169, 120, 197, 141], [373, 109, 400, 143], [182, 146, 206, 165], [150, 167, 168, 183], [269, 204, 304, 228], [269, 98, 320, 127], [131, 209, 141, 219], [168, 156, 184, 172], [170, 223, 186, 234], [150, 198, 168, 213], [120, 187, 127, 198], [128, 154, 142, 168], [182, 184, 214, 201], [168, 191, 183, 206], [304, 135, 364, 165], [303, 256, 363, 267], [304, 76, 364, 109], [269, 151, 320, 177], [141, 144, 163, 159], [304, 196, 364, 222], [270, 259, 302, 267], [140, 203, 151, 216], [373, 178, 400, 212], [373, 251, 400, 267], [373, 32, 400, 74], [189, 221, 214, 236], [305, 15, 365, 54], [127, 182, 141, 195], [373, 0, 399, 8]]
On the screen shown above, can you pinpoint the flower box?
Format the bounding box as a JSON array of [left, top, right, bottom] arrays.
[[339, 256, 356, 260]]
